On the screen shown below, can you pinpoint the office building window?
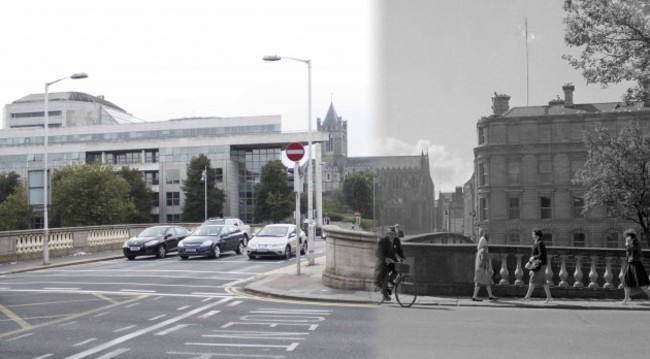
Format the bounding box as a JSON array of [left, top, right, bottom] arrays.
[[478, 127, 486, 144], [539, 160, 552, 184], [151, 192, 159, 207], [166, 192, 180, 206], [606, 231, 619, 248], [215, 168, 223, 182], [508, 232, 521, 244], [166, 169, 180, 184], [479, 163, 488, 186], [145, 171, 159, 186], [166, 214, 181, 223], [479, 197, 488, 221], [573, 232, 586, 247], [573, 197, 585, 218], [508, 161, 521, 184], [540, 196, 552, 219], [509, 198, 520, 219]]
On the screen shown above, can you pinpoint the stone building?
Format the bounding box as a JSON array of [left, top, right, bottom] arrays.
[[317, 102, 435, 235], [437, 187, 465, 234], [468, 85, 650, 247]]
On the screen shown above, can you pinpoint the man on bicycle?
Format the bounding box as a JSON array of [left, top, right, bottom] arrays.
[[375, 225, 405, 301]]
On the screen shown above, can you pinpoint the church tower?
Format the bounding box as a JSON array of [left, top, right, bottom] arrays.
[[317, 102, 348, 192]]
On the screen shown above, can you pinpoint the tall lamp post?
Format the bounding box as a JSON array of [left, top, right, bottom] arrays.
[[42, 72, 88, 264], [201, 167, 208, 220], [263, 55, 315, 265]]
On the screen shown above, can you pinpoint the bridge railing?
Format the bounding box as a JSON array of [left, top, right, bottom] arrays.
[[322, 226, 647, 299]]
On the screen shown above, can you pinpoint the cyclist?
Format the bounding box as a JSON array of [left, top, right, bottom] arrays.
[[374, 225, 406, 301]]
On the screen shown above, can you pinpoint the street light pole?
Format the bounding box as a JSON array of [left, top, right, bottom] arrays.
[[202, 167, 208, 221], [42, 72, 88, 265], [263, 55, 315, 265]]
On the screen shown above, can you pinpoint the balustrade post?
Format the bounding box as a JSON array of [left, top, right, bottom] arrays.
[[588, 256, 600, 288], [558, 255, 570, 287], [498, 254, 510, 285], [545, 254, 555, 287], [514, 254, 525, 286], [618, 257, 626, 289], [573, 255, 585, 288], [603, 256, 614, 289]]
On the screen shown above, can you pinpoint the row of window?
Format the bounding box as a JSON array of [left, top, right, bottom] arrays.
[[478, 196, 586, 221], [478, 159, 585, 186], [10, 111, 62, 119], [506, 230, 620, 248]]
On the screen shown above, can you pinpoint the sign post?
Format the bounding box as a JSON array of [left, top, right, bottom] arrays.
[[285, 143, 305, 275]]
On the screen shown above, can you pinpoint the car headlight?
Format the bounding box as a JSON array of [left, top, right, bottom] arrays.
[[122, 241, 129, 248], [144, 240, 159, 247], [178, 240, 184, 248], [201, 240, 212, 247]]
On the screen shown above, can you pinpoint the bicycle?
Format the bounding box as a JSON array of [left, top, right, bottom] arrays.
[[371, 260, 418, 307]]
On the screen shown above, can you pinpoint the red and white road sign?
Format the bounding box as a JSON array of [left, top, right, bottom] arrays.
[[285, 142, 305, 162]]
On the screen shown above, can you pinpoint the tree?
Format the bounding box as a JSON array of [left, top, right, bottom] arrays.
[[574, 124, 650, 246], [342, 171, 373, 218], [181, 154, 225, 222], [0, 171, 21, 204], [563, 0, 650, 103], [117, 166, 153, 223], [255, 160, 293, 223], [50, 162, 137, 227], [0, 184, 32, 231]]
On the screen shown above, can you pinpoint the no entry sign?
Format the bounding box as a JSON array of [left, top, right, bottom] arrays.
[[285, 142, 305, 162]]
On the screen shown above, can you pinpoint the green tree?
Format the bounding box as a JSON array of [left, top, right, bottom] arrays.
[[50, 162, 137, 227], [255, 160, 293, 223], [0, 184, 32, 231], [0, 171, 21, 203], [563, 0, 650, 103], [574, 125, 650, 246], [342, 171, 373, 218], [181, 154, 225, 222], [117, 166, 153, 223]]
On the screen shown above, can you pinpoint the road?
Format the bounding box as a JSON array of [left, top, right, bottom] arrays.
[[2, 238, 649, 359]]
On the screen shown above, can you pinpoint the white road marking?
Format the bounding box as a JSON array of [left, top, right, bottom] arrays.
[[93, 312, 110, 318], [149, 314, 166, 321], [43, 287, 80, 291], [155, 324, 188, 336], [113, 325, 136, 333], [218, 276, 255, 288], [94, 348, 131, 359], [5, 332, 33, 342], [120, 289, 156, 293], [227, 300, 243, 307], [125, 302, 141, 308], [184, 342, 300, 352], [198, 310, 220, 319], [33, 354, 54, 359], [0, 288, 234, 299], [177, 305, 191, 311], [73, 338, 97, 347], [167, 351, 284, 358], [63, 297, 232, 359], [59, 321, 78, 327]]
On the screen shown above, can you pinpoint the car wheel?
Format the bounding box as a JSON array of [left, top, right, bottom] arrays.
[[180, 255, 189, 260], [127, 255, 136, 260], [243, 234, 249, 246], [235, 241, 244, 255], [212, 245, 221, 259], [156, 245, 167, 259], [284, 245, 291, 259], [300, 242, 307, 255]]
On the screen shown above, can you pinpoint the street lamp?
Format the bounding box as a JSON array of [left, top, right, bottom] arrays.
[[201, 167, 208, 221], [43, 72, 88, 264], [263, 55, 315, 265]]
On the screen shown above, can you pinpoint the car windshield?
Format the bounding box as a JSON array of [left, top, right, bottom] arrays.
[[193, 226, 223, 236], [257, 226, 290, 237], [139, 227, 166, 237], [205, 219, 225, 225]]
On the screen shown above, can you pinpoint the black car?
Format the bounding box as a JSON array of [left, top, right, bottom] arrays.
[[122, 225, 190, 260], [178, 224, 246, 259]]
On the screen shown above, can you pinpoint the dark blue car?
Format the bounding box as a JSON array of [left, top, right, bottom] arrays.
[[178, 224, 246, 259], [122, 225, 190, 260]]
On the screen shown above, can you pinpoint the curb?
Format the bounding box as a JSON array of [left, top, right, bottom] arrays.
[[0, 255, 124, 276]]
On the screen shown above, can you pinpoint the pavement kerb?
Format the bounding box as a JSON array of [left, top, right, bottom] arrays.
[[0, 254, 124, 276]]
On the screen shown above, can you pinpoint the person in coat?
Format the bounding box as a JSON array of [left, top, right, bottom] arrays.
[[472, 231, 497, 301], [620, 228, 650, 304], [521, 228, 553, 304]]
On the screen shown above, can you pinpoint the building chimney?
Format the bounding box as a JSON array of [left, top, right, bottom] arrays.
[[562, 84, 575, 107], [491, 92, 510, 116]]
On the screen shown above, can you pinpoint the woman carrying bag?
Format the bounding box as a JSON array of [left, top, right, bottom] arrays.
[[472, 231, 497, 301], [521, 228, 553, 304]]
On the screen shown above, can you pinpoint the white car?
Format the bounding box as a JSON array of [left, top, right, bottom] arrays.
[[246, 224, 307, 259]]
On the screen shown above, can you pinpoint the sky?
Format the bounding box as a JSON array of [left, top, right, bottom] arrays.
[[0, 1, 637, 194]]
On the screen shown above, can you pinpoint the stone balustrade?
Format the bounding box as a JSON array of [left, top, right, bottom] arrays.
[[322, 226, 648, 299]]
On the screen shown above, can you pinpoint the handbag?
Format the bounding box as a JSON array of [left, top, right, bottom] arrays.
[[525, 258, 541, 271]]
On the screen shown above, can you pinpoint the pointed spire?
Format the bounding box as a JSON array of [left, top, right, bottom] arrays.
[[322, 102, 340, 130]]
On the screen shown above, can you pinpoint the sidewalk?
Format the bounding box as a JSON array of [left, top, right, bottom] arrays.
[[2, 249, 649, 310]]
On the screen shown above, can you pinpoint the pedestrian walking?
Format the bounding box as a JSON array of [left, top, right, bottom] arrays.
[[620, 228, 650, 304], [521, 228, 553, 304], [472, 231, 497, 301]]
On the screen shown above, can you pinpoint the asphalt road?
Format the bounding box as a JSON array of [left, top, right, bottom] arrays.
[[2, 239, 650, 359]]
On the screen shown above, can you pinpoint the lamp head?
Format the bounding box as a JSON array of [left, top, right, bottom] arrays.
[[70, 72, 88, 79], [263, 55, 281, 62]]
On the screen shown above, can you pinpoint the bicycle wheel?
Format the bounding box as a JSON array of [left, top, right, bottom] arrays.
[[395, 274, 418, 307]]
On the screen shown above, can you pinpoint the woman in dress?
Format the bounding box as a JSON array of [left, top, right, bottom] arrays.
[[472, 231, 497, 301], [620, 228, 650, 304], [522, 228, 553, 303]]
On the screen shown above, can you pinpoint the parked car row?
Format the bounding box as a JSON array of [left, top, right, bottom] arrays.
[[122, 219, 308, 261]]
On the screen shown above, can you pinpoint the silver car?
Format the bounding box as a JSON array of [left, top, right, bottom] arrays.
[[246, 224, 307, 259]]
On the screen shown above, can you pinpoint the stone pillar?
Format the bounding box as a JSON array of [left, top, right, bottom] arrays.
[[514, 254, 525, 286], [573, 256, 585, 288], [588, 256, 600, 288], [499, 254, 510, 285], [321, 225, 380, 290], [558, 255, 570, 287]]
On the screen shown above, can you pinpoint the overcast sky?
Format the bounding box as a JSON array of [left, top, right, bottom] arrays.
[[0, 1, 637, 194]]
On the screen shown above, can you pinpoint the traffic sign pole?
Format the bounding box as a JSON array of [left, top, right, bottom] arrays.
[[294, 161, 301, 275]]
